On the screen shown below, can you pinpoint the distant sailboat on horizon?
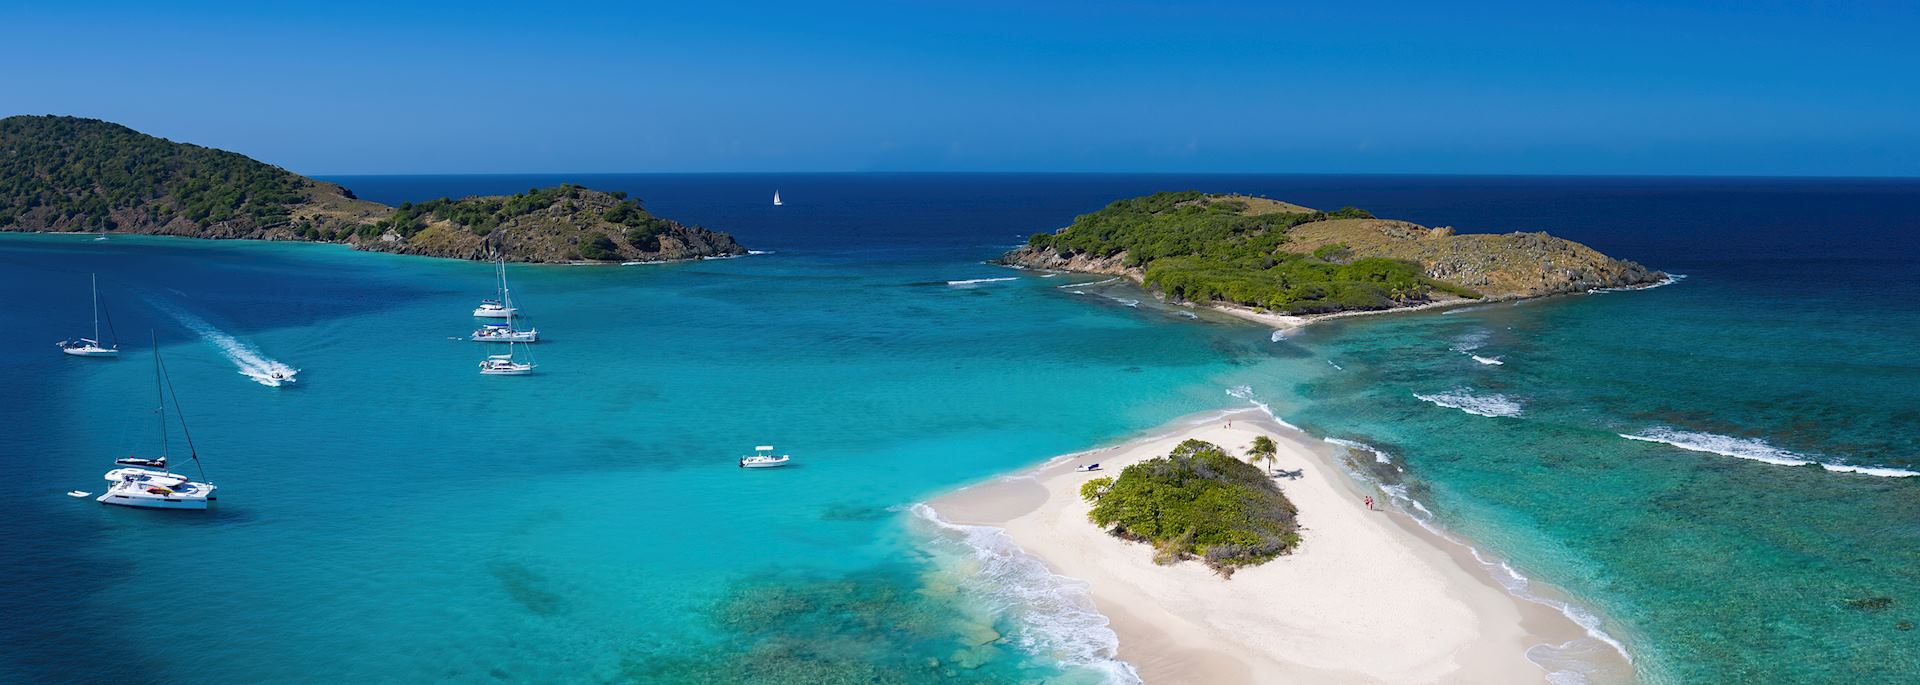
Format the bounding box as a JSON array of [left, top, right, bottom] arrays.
[[772, 190, 782, 206]]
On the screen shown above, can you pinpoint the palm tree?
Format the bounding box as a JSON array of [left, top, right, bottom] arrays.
[[1247, 435, 1279, 476]]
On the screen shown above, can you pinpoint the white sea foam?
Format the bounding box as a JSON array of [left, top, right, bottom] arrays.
[[947, 277, 1019, 286], [1470, 354, 1505, 366], [1414, 389, 1523, 418], [1110, 297, 1139, 308], [912, 505, 1143, 684], [148, 299, 298, 387], [1270, 329, 1287, 343], [747, 250, 774, 255], [1621, 428, 1919, 477], [1174, 310, 1198, 319], [1590, 273, 1687, 293], [1452, 329, 1491, 352], [1324, 437, 1393, 465], [1057, 277, 1121, 289]]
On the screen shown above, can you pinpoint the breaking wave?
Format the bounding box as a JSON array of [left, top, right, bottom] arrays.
[[948, 277, 1019, 286], [912, 505, 1142, 684], [1621, 428, 1918, 478], [1590, 273, 1687, 293], [1414, 389, 1523, 418], [1057, 277, 1121, 289]]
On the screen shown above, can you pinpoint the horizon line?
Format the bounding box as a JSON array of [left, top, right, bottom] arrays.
[[309, 170, 1920, 181]]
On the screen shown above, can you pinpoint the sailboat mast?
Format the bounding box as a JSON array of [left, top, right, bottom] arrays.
[[91, 274, 100, 341], [153, 333, 168, 458]]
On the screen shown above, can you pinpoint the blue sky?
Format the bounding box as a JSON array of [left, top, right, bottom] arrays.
[[5, 1, 1916, 175]]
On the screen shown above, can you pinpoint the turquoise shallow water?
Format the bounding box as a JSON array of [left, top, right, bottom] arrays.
[[5, 174, 1918, 683]]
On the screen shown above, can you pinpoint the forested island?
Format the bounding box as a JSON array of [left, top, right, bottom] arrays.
[[1003, 191, 1663, 316], [0, 115, 745, 263]]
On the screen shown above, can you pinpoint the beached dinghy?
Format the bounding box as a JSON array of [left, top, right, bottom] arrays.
[[1075, 463, 1102, 472], [739, 445, 791, 468]]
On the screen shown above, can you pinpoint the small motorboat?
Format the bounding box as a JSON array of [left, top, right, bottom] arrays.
[[1075, 463, 1102, 472], [739, 445, 791, 469], [67, 490, 91, 498]]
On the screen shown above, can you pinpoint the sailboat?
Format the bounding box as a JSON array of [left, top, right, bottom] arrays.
[[478, 341, 536, 375], [471, 259, 538, 342], [98, 335, 216, 510], [772, 190, 782, 206], [473, 257, 520, 319], [57, 273, 119, 357]]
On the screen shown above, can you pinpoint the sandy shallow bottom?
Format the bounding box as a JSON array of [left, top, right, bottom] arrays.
[[928, 410, 1635, 684]]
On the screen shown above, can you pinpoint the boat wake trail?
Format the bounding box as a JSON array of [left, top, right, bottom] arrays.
[[912, 505, 1142, 684], [1414, 389, 1523, 417], [148, 298, 298, 386], [1621, 427, 1918, 478]]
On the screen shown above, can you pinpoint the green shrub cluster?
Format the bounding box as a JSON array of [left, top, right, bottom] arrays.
[[371, 184, 595, 238], [1079, 439, 1300, 576], [0, 115, 305, 230], [1028, 191, 1481, 313]]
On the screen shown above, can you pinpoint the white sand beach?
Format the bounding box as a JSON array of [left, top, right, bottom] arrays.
[[929, 410, 1632, 684]]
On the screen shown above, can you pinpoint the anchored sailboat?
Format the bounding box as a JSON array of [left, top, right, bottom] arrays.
[[471, 259, 538, 342], [479, 341, 536, 375], [473, 256, 520, 319], [57, 273, 119, 357], [98, 334, 216, 510]]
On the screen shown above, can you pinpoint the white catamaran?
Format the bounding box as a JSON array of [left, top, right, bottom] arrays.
[[57, 274, 119, 357], [98, 336, 216, 510]]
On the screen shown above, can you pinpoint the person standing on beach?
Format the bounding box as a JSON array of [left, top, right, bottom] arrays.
[[1364, 496, 1375, 510]]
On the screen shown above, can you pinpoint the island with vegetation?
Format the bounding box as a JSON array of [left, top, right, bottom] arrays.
[[1078, 439, 1301, 577], [1003, 191, 1663, 317], [0, 115, 745, 263]]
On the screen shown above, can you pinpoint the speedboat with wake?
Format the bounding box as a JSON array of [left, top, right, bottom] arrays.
[[57, 273, 119, 358], [96, 335, 217, 510], [739, 445, 791, 468], [248, 368, 300, 387]]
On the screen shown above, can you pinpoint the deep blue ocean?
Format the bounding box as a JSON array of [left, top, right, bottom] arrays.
[[3, 174, 1916, 683]]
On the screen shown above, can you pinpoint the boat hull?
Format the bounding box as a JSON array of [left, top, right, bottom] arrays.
[[473, 308, 516, 318], [61, 346, 119, 357], [471, 331, 538, 343], [97, 491, 213, 510]]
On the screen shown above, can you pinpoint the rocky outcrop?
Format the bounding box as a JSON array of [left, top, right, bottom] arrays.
[[996, 245, 1141, 280], [1280, 218, 1664, 298]]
